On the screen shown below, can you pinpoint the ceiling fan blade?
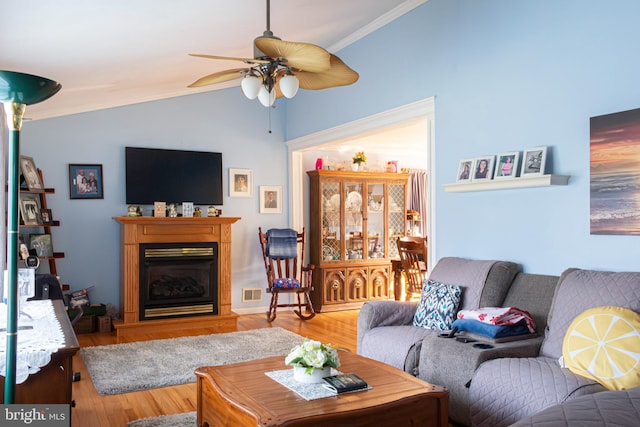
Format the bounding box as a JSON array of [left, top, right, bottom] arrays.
[[255, 38, 330, 72], [189, 53, 270, 65], [188, 68, 247, 88], [295, 54, 359, 90]]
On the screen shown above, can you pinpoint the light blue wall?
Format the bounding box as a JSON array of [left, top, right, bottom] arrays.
[[17, 0, 640, 313], [287, 0, 640, 275], [21, 89, 289, 310]]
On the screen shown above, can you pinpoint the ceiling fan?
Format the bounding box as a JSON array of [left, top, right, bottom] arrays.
[[187, 0, 359, 107]]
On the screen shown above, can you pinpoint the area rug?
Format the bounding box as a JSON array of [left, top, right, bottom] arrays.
[[127, 412, 196, 427], [81, 327, 304, 395]]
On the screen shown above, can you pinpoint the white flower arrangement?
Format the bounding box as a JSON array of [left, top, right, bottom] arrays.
[[285, 339, 341, 374]]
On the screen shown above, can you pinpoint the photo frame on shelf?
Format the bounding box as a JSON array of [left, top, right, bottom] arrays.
[[19, 194, 42, 225], [29, 233, 53, 258], [456, 159, 474, 182], [19, 155, 43, 190], [494, 152, 520, 179], [69, 164, 104, 199], [229, 168, 252, 198], [471, 156, 495, 181], [259, 185, 282, 214], [40, 208, 53, 224], [521, 147, 547, 176]]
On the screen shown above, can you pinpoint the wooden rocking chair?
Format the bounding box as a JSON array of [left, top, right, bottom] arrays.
[[258, 227, 315, 322]]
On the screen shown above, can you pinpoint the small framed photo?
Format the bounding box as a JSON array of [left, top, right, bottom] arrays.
[[229, 168, 252, 198], [40, 208, 53, 224], [19, 155, 43, 191], [456, 159, 474, 182], [521, 147, 547, 176], [259, 186, 282, 214], [19, 194, 42, 225], [182, 202, 194, 218], [69, 164, 104, 199], [494, 152, 520, 179], [471, 156, 495, 181], [29, 234, 53, 258]]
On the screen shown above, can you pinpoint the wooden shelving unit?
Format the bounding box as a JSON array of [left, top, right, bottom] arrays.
[[19, 169, 64, 275], [443, 174, 570, 193]]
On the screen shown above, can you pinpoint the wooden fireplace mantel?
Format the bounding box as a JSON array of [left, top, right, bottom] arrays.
[[113, 216, 240, 341]]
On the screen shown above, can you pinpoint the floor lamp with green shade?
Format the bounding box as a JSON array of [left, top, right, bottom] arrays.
[[0, 70, 61, 403]]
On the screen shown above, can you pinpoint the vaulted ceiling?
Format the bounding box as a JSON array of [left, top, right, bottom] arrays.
[[1, 0, 426, 121]]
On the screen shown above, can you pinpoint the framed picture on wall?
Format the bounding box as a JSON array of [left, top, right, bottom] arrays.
[[494, 152, 520, 179], [471, 156, 495, 181], [456, 159, 474, 182], [229, 168, 252, 197], [259, 186, 282, 214], [521, 147, 547, 176], [69, 164, 104, 199]]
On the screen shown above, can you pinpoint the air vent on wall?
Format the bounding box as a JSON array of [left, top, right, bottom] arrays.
[[242, 288, 262, 302]]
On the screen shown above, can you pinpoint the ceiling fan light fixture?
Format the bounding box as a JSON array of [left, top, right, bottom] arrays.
[[241, 75, 261, 100], [258, 86, 275, 107], [279, 73, 299, 99]]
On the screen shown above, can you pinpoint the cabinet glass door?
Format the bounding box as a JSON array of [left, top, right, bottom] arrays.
[[388, 183, 406, 259], [366, 183, 385, 259], [344, 182, 363, 260], [321, 181, 341, 261]]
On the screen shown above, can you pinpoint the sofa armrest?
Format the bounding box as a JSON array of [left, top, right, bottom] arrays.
[[357, 300, 418, 350], [418, 335, 544, 426]]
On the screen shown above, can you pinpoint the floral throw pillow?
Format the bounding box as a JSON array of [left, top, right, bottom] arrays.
[[413, 280, 462, 330]]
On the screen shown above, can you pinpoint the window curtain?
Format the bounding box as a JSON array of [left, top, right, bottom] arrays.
[[406, 169, 427, 236]]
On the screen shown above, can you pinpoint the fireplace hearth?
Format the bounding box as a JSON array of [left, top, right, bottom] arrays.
[[139, 243, 218, 320]]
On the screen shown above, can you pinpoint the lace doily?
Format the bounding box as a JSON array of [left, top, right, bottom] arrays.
[[0, 300, 66, 383]]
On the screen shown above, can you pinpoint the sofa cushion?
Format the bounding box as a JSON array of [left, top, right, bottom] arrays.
[[469, 356, 605, 427], [541, 269, 640, 359], [510, 386, 640, 427], [429, 258, 520, 311], [562, 306, 640, 391], [413, 280, 461, 330]]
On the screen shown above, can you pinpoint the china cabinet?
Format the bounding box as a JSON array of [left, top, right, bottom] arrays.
[[307, 170, 409, 312]]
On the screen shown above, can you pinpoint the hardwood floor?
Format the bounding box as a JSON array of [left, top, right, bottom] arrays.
[[70, 310, 359, 427]]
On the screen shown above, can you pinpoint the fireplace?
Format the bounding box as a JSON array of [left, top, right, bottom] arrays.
[[115, 216, 240, 341], [139, 243, 218, 320]]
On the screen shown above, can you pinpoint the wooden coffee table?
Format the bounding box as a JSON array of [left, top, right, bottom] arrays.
[[195, 351, 448, 427]]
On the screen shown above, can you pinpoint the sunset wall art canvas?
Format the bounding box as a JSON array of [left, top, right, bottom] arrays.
[[590, 107, 640, 235]]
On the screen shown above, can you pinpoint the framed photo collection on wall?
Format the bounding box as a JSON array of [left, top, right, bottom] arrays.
[[455, 146, 548, 183]]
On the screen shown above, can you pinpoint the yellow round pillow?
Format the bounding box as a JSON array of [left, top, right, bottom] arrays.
[[562, 306, 640, 390]]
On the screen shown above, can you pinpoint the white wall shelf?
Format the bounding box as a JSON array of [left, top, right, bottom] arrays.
[[443, 174, 570, 193]]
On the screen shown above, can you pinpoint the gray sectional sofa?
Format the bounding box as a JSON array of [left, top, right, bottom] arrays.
[[357, 257, 640, 426]]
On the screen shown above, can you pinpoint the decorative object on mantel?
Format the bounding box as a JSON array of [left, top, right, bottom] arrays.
[[352, 151, 367, 171], [285, 339, 341, 383]]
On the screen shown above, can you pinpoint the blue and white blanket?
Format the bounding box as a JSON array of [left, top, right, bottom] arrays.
[[266, 229, 298, 259]]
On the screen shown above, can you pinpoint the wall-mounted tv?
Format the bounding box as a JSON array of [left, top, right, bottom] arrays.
[[125, 147, 223, 205]]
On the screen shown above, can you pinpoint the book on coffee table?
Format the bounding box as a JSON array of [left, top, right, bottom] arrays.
[[322, 373, 368, 394]]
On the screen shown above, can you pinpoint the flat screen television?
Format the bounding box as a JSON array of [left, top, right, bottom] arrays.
[[125, 147, 223, 205]]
